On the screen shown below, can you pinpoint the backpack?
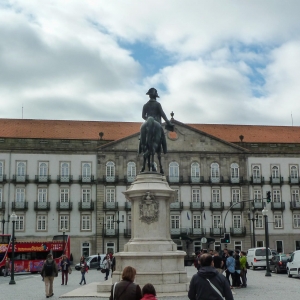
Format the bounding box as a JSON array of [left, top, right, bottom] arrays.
[[44, 260, 54, 276]]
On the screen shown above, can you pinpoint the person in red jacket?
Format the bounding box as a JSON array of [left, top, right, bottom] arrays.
[[141, 283, 157, 300]]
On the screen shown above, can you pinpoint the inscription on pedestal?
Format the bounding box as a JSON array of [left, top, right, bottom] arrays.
[[139, 191, 159, 224]]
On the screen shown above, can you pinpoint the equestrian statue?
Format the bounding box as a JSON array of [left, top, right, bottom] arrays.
[[139, 88, 174, 174]]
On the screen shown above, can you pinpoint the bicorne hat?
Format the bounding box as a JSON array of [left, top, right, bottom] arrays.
[[146, 88, 160, 98]]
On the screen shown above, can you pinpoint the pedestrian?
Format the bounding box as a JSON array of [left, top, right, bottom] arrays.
[[41, 253, 58, 298], [222, 248, 229, 270], [60, 254, 70, 285], [188, 253, 234, 300], [194, 251, 201, 270], [213, 250, 223, 273], [233, 250, 241, 288], [239, 251, 247, 287], [109, 266, 142, 300], [4, 257, 10, 277], [141, 283, 157, 300], [97, 253, 101, 269], [79, 256, 87, 285], [104, 253, 112, 280], [225, 250, 235, 288]]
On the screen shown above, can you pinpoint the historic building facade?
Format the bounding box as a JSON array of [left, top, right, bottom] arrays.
[[1, 118, 300, 261]]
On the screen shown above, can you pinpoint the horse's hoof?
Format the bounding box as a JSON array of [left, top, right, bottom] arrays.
[[160, 169, 164, 175]]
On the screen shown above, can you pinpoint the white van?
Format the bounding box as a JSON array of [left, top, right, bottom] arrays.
[[287, 250, 300, 278], [247, 247, 272, 270]]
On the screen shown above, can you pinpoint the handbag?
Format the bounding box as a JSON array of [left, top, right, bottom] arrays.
[[101, 268, 106, 273], [68, 266, 72, 274]]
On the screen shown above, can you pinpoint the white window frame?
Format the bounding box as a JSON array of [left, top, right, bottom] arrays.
[[81, 215, 91, 231], [60, 188, 69, 203], [255, 215, 263, 228], [106, 215, 115, 231], [16, 215, 25, 231], [38, 188, 47, 202], [233, 215, 242, 228], [127, 162, 136, 180], [252, 165, 260, 179], [106, 161, 115, 181], [17, 161, 26, 176], [191, 162, 200, 181], [171, 215, 180, 229], [230, 163, 239, 181], [193, 215, 201, 229], [82, 163, 91, 181], [211, 163, 220, 182], [254, 190, 262, 202], [0, 161, 4, 180], [59, 215, 69, 231], [232, 189, 240, 203], [292, 189, 299, 202], [290, 165, 298, 180], [0, 187, 2, 202], [272, 166, 279, 179], [293, 214, 300, 228], [273, 190, 281, 203], [212, 189, 220, 203], [213, 215, 221, 228], [192, 189, 200, 202], [169, 162, 179, 182], [274, 214, 283, 228], [39, 162, 48, 176], [16, 188, 25, 202], [37, 215, 47, 231], [106, 188, 115, 202], [61, 162, 70, 176], [234, 241, 242, 251], [82, 188, 91, 202]]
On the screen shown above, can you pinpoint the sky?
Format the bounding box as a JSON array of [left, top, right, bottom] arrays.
[[1, 0, 300, 125]]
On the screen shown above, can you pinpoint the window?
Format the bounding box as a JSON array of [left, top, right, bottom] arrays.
[[106, 161, 115, 181], [39, 162, 48, 176], [16, 188, 25, 202], [60, 188, 69, 202], [232, 189, 240, 203], [17, 162, 26, 176], [211, 163, 220, 182], [106, 188, 115, 202], [38, 188, 47, 202], [82, 163, 91, 181], [127, 162, 136, 181], [191, 163, 200, 182], [193, 215, 201, 229], [169, 162, 179, 182], [213, 215, 221, 228], [59, 215, 69, 230], [256, 241, 264, 247], [276, 241, 283, 253], [290, 166, 298, 180], [0, 187, 2, 202], [212, 189, 220, 203], [234, 241, 242, 251], [16, 215, 25, 231], [231, 163, 239, 181], [293, 214, 300, 228], [194, 241, 201, 252], [175, 240, 183, 251], [272, 166, 279, 178], [37, 215, 47, 231], [233, 215, 241, 228], [214, 242, 221, 252], [171, 215, 180, 229], [106, 242, 115, 254], [192, 189, 200, 202], [61, 162, 69, 176], [82, 189, 91, 202], [292, 189, 299, 202], [254, 190, 262, 202], [173, 189, 179, 202], [0, 161, 3, 179], [106, 215, 115, 232], [274, 215, 283, 228], [255, 215, 263, 228], [296, 241, 300, 251], [81, 215, 91, 230], [252, 166, 260, 179], [273, 190, 281, 203]]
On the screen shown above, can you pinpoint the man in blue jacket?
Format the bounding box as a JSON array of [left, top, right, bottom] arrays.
[[188, 253, 234, 300]]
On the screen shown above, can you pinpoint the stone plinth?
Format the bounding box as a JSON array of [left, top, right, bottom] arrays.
[[97, 173, 189, 294]]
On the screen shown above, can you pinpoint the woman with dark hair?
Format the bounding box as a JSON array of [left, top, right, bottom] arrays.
[[141, 283, 157, 300], [225, 250, 235, 288], [109, 266, 142, 300], [79, 256, 87, 285]]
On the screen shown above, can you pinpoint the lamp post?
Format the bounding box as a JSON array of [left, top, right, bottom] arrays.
[[248, 209, 258, 248], [61, 228, 66, 255], [0, 214, 10, 235], [113, 211, 124, 252], [9, 211, 17, 285], [262, 208, 271, 277]]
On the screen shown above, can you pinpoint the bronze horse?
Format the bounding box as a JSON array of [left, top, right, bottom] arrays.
[[139, 117, 166, 174]]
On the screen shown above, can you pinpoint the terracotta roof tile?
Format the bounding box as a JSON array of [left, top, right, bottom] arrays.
[[0, 118, 299, 144]]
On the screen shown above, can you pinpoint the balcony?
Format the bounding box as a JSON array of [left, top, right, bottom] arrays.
[[230, 227, 246, 237], [188, 176, 204, 184], [101, 175, 119, 184], [170, 202, 183, 210], [103, 202, 119, 211], [34, 201, 50, 211], [167, 175, 183, 184], [289, 177, 299, 185], [12, 201, 28, 211], [0, 201, 5, 211], [252, 202, 265, 210], [191, 228, 206, 236], [12, 175, 29, 183], [78, 201, 94, 211], [124, 229, 131, 238], [230, 176, 244, 184], [209, 202, 224, 211], [35, 175, 51, 183], [250, 176, 265, 185], [290, 201, 300, 210], [57, 175, 73, 184], [170, 227, 191, 238], [271, 202, 285, 211], [210, 228, 225, 237], [190, 202, 204, 211], [124, 176, 136, 184], [104, 229, 118, 237], [270, 176, 283, 185], [209, 176, 224, 184], [125, 202, 131, 211], [79, 175, 95, 184], [0, 175, 7, 183], [56, 202, 73, 211], [230, 202, 244, 211]]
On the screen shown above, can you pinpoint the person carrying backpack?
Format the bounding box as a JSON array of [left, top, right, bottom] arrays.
[[41, 253, 58, 298]]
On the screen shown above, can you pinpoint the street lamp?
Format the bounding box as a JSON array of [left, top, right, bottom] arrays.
[[0, 214, 10, 235], [262, 208, 271, 277], [9, 211, 17, 285], [61, 228, 66, 255], [248, 209, 258, 248]]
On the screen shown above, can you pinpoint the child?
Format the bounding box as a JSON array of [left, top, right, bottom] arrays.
[[141, 283, 157, 300]]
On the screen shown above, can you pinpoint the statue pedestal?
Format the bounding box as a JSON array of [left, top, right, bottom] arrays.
[[97, 173, 189, 294]]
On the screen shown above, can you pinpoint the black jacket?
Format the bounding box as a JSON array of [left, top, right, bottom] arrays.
[[188, 266, 234, 300]]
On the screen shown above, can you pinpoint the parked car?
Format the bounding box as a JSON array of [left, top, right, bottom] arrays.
[[287, 250, 300, 278], [75, 254, 106, 271], [247, 247, 272, 270], [269, 255, 288, 273]]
